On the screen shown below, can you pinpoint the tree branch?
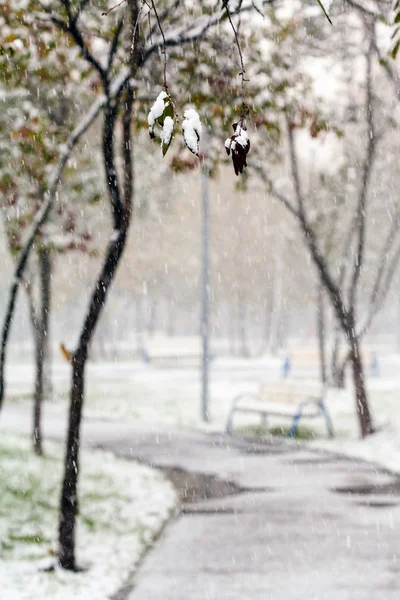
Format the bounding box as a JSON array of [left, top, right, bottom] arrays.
[[286, 119, 349, 327], [55, 1, 108, 87], [348, 42, 377, 308], [140, 0, 274, 65]]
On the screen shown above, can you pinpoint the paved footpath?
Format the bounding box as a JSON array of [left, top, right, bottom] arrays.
[[2, 404, 400, 599]]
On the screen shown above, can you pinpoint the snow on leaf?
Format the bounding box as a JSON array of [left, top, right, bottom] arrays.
[[148, 90, 173, 138], [148, 91, 168, 129], [182, 108, 202, 156], [147, 90, 175, 156], [161, 116, 174, 156]]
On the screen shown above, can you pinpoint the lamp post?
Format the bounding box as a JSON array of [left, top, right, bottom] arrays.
[[200, 140, 210, 422]]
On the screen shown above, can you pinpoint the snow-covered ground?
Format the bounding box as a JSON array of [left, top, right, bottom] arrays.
[[0, 434, 177, 600], [5, 352, 400, 475], [312, 377, 400, 474]]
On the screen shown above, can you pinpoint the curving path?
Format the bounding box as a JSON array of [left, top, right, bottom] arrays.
[[2, 403, 400, 599]]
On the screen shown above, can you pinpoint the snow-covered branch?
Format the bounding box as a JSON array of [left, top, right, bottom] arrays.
[[141, 0, 274, 63]]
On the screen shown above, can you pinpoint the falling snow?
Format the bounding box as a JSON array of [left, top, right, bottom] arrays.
[[1, 1, 399, 598]]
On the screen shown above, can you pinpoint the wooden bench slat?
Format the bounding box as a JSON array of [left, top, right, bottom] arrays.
[[236, 401, 321, 418]]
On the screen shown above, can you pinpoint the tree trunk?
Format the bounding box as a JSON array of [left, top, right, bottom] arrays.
[[330, 319, 342, 387], [347, 325, 374, 438], [238, 294, 249, 358], [135, 295, 144, 351], [41, 248, 52, 402], [332, 359, 346, 388], [58, 348, 86, 570], [58, 36, 135, 567], [33, 325, 44, 456], [317, 284, 327, 385], [58, 234, 130, 571], [33, 247, 52, 455], [228, 305, 238, 356], [146, 297, 157, 336], [166, 295, 176, 337]]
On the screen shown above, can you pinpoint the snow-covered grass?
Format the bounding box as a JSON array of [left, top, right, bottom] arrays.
[[311, 379, 400, 475], [6, 352, 400, 476], [81, 366, 400, 477], [0, 434, 177, 600]]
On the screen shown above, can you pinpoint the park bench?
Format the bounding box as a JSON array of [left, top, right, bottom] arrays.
[[282, 347, 378, 378], [225, 380, 334, 438]]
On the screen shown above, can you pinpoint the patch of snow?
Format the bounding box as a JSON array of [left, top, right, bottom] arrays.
[[147, 91, 168, 130], [161, 116, 174, 146], [0, 434, 177, 600], [110, 229, 120, 242], [236, 131, 249, 147], [182, 108, 202, 156]]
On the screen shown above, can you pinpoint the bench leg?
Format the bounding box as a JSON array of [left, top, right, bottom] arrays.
[[288, 401, 311, 438], [225, 406, 236, 434], [320, 403, 334, 438], [288, 411, 302, 438], [226, 394, 258, 435]]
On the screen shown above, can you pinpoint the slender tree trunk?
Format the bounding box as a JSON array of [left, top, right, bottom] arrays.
[[135, 295, 144, 351], [268, 276, 282, 355], [58, 18, 135, 565], [33, 247, 52, 455], [146, 297, 157, 336], [262, 285, 273, 348], [58, 230, 130, 571], [333, 359, 346, 388], [41, 248, 52, 402], [330, 319, 342, 387], [33, 329, 44, 456], [167, 295, 176, 337], [347, 322, 374, 438], [228, 305, 237, 356], [58, 348, 87, 570], [317, 284, 327, 385], [238, 294, 249, 358]]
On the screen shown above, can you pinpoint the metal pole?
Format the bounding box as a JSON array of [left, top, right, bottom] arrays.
[[201, 152, 210, 422]]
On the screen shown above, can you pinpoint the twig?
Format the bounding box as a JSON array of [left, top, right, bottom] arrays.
[[130, 1, 146, 63], [102, 0, 127, 17], [223, 0, 249, 118], [150, 0, 168, 90], [316, 0, 333, 25], [251, 0, 264, 17], [140, 1, 270, 66]]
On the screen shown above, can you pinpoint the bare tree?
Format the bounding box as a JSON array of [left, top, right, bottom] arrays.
[[258, 37, 400, 437]]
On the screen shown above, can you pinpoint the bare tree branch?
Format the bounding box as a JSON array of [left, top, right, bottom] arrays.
[[348, 42, 377, 308], [54, 1, 108, 87], [286, 119, 349, 326], [140, 0, 274, 64]]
